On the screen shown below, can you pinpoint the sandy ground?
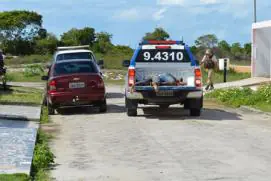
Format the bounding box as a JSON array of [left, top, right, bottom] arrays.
[[230, 65, 251, 73]]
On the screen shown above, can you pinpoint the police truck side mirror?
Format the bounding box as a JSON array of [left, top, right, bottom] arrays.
[[122, 60, 130, 67]]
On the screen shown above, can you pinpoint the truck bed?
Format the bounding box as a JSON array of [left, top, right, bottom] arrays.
[[135, 86, 200, 91]]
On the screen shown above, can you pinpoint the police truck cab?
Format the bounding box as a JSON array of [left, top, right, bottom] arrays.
[[123, 40, 203, 117]]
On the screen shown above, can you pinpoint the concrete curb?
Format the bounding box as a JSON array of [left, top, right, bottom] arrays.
[[0, 114, 29, 121], [239, 105, 271, 116]]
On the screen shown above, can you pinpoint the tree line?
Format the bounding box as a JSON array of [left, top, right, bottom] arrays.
[[192, 34, 251, 61], [0, 10, 251, 62], [0, 10, 133, 56], [142, 28, 251, 61]]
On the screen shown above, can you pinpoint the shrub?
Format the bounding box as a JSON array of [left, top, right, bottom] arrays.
[[31, 130, 54, 175], [257, 84, 271, 103], [206, 84, 271, 108], [4, 54, 51, 66], [23, 64, 44, 77], [0, 174, 30, 181], [31, 108, 54, 180]]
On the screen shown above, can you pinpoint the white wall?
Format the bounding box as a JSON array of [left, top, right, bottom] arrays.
[[253, 27, 271, 78]]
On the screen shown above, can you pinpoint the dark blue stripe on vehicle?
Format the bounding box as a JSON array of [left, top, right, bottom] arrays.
[[185, 45, 197, 66], [130, 46, 141, 67]]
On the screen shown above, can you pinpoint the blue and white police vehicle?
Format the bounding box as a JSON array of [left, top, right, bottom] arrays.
[[123, 40, 203, 117]]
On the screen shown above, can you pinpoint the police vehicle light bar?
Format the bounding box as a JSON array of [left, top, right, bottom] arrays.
[[155, 45, 171, 49], [57, 45, 89, 51], [140, 40, 184, 45]]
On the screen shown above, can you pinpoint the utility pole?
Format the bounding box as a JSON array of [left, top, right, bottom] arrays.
[[254, 0, 257, 23]]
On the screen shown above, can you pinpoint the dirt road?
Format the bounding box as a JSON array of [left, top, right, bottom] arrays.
[[50, 85, 271, 181]]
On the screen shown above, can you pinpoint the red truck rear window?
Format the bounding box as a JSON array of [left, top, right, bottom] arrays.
[[53, 61, 98, 76]]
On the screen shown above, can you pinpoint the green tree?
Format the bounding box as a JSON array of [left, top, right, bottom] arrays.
[[93, 32, 113, 54], [61, 27, 95, 46], [218, 40, 231, 52], [190, 45, 198, 55], [61, 28, 80, 46], [0, 10, 43, 54], [35, 33, 59, 54], [143, 27, 170, 41], [231, 42, 243, 59], [112, 45, 133, 55], [195, 34, 218, 48], [78, 27, 95, 46], [38, 28, 47, 39], [0, 10, 42, 41], [218, 40, 231, 58], [244, 43, 251, 56]]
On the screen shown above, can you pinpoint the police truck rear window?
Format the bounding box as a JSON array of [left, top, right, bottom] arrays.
[[136, 49, 191, 63]]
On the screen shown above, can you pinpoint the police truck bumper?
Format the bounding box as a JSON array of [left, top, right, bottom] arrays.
[[126, 86, 203, 103]]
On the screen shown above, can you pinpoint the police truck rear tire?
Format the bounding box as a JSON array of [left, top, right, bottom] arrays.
[[127, 109, 137, 117], [190, 108, 201, 117]]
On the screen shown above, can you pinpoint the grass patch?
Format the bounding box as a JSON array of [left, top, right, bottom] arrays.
[[105, 79, 124, 85], [31, 106, 54, 181], [230, 60, 251, 66], [6, 64, 46, 82], [40, 106, 50, 124], [6, 72, 42, 82], [0, 174, 30, 181], [95, 52, 131, 70], [4, 54, 51, 66], [0, 86, 42, 105], [202, 68, 251, 85], [205, 84, 271, 112], [31, 130, 54, 180], [253, 103, 271, 112], [34, 169, 52, 181]]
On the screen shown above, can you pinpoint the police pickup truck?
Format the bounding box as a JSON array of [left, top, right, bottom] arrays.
[[123, 40, 203, 117]]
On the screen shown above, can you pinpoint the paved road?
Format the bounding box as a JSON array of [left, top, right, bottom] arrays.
[[50, 85, 271, 181]]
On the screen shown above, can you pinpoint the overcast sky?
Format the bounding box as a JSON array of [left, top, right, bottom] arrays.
[[1, 0, 271, 48]]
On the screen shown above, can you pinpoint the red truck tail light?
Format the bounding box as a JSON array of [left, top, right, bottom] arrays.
[[128, 68, 135, 87], [48, 80, 56, 93], [97, 78, 105, 88], [194, 68, 202, 88]]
